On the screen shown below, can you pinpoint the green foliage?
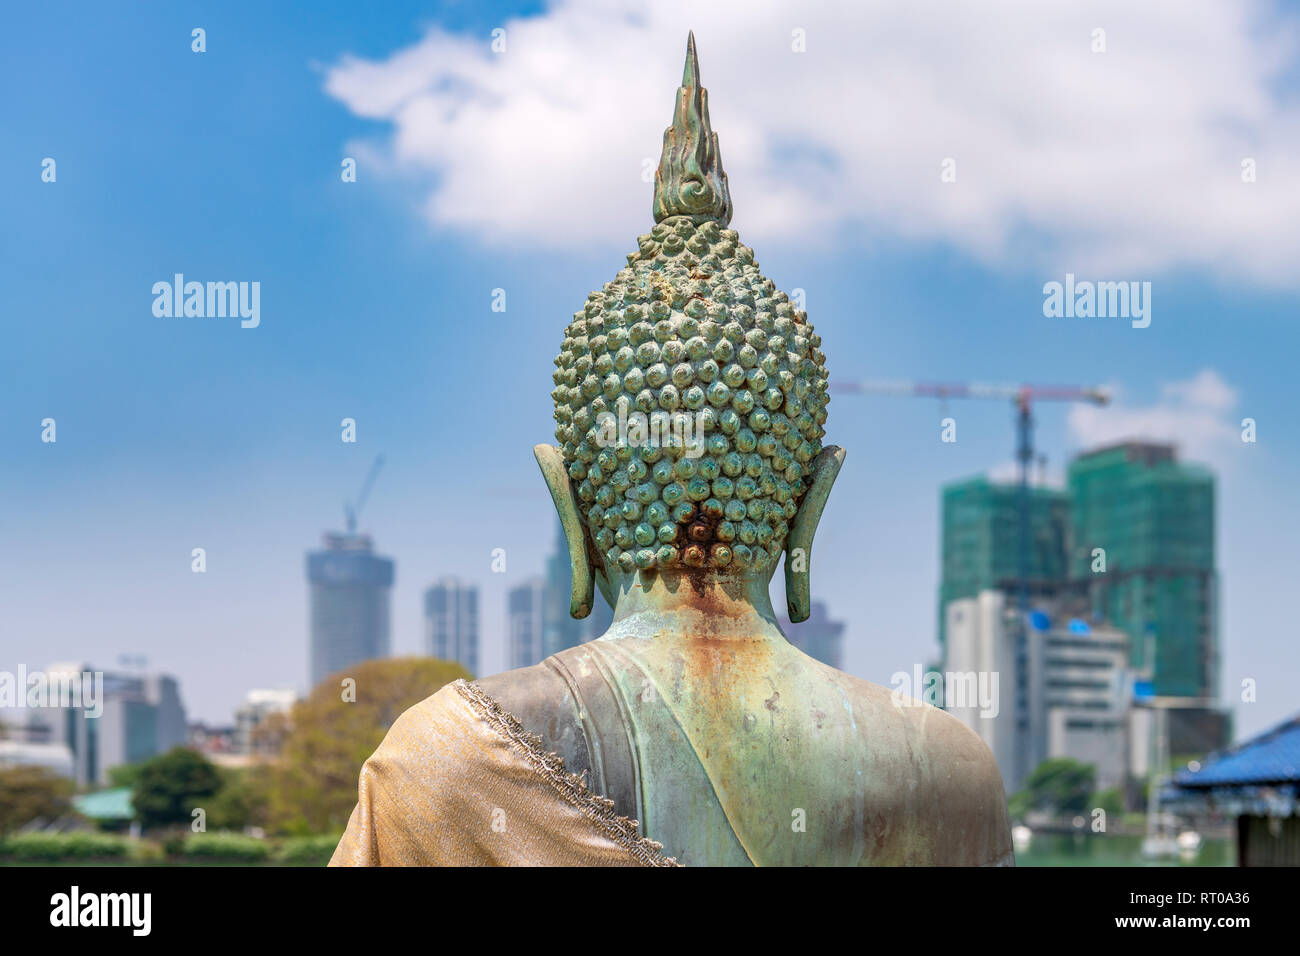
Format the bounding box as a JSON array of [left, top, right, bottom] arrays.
[[131, 747, 222, 830], [0, 830, 130, 861], [1091, 786, 1125, 819], [0, 830, 334, 864], [205, 767, 270, 832], [0, 765, 75, 837], [107, 763, 144, 790], [265, 657, 469, 835], [276, 833, 343, 866], [178, 831, 270, 861], [161, 832, 188, 857], [1009, 758, 1096, 818], [129, 838, 165, 863]]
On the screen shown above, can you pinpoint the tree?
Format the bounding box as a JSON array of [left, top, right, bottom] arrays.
[[1090, 786, 1125, 820], [107, 762, 144, 790], [206, 767, 270, 831], [131, 747, 222, 830], [265, 657, 469, 835], [1009, 758, 1096, 819], [0, 765, 74, 837]]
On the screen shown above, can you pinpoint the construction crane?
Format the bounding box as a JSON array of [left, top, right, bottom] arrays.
[[829, 379, 1110, 608], [344, 454, 386, 535], [833, 379, 1109, 787]]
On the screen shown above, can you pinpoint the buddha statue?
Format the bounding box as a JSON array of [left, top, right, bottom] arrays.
[[331, 33, 1013, 868]]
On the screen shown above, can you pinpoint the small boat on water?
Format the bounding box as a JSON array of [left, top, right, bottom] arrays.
[[1141, 834, 1178, 859], [1142, 829, 1202, 859], [1012, 824, 1033, 851]]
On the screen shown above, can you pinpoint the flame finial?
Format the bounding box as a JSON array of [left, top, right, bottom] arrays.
[[652, 31, 732, 225]]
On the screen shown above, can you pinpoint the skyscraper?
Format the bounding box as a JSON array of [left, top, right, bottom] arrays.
[[307, 532, 395, 688], [507, 577, 545, 670], [778, 601, 845, 668], [425, 577, 479, 676], [1067, 442, 1217, 699], [542, 520, 583, 658], [938, 446, 1226, 790], [584, 591, 614, 641], [546, 521, 615, 652], [936, 474, 1080, 789], [937, 475, 1070, 647]]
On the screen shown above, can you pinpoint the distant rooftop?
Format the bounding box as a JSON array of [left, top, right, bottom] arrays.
[[320, 532, 375, 551], [73, 787, 134, 821], [242, 688, 298, 708], [1071, 441, 1177, 465], [942, 474, 1068, 497], [1174, 714, 1300, 789]]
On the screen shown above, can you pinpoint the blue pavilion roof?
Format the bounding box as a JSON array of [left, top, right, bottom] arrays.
[[1174, 714, 1300, 788], [72, 787, 134, 821]]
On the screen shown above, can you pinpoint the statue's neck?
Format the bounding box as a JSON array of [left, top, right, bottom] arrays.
[[608, 570, 783, 641]]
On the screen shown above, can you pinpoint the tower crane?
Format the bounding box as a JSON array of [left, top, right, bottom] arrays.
[[832, 378, 1110, 786], [345, 454, 386, 535], [829, 380, 1110, 610]]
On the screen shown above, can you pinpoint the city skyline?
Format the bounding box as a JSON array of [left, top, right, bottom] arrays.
[[3, 410, 1276, 734], [3, 1, 1297, 744]]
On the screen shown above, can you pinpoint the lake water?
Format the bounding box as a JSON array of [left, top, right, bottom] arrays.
[[1016, 833, 1233, 867]]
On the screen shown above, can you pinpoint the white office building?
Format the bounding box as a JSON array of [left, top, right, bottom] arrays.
[[944, 592, 1131, 794], [20, 662, 188, 787]]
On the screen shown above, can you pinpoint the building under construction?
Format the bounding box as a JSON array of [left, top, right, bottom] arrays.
[[937, 476, 1070, 647], [1067, 442, 1217, 700], [940, 442, 1217, 693], [938, 440, 1227, 793]]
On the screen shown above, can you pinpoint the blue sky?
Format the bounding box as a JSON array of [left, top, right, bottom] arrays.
[[2, 0, 1298, 740]]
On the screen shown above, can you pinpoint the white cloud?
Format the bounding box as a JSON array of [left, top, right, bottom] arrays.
[[1067, 369, 1242, 468], [1161, 368, 1240, 412], [324, 0, 1300, 284]]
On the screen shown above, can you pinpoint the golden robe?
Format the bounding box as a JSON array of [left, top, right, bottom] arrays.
[[329, 679, 678, 867]]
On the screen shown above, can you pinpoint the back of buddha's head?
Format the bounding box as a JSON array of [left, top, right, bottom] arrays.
[[551, 33, 830, 581]]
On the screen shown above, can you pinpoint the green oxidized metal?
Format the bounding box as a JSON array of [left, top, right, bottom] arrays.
[[652, 31, 733, 225], [481, 33, 1013, 867], [550, 31, 830, 587]]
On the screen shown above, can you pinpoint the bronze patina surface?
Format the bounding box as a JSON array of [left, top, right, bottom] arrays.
[[474, 33, 1014, 866]]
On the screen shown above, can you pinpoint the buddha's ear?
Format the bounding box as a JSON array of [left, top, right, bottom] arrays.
[[534, 444, 596, 619], [783, 445, 845, 624]]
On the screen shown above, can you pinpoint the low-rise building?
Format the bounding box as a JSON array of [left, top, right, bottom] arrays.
[[1167, 713, 1300, 866]]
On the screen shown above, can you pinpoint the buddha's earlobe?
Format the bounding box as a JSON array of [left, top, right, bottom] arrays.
[[784, 445, 845, 623], [534, 444, 595, 619]]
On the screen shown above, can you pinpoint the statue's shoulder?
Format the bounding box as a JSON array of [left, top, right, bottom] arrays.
[[807, 662, 1015, 865], [796, 657, 995, 770], [474, 659, 570, 713], [474, 659, 593, 780]]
